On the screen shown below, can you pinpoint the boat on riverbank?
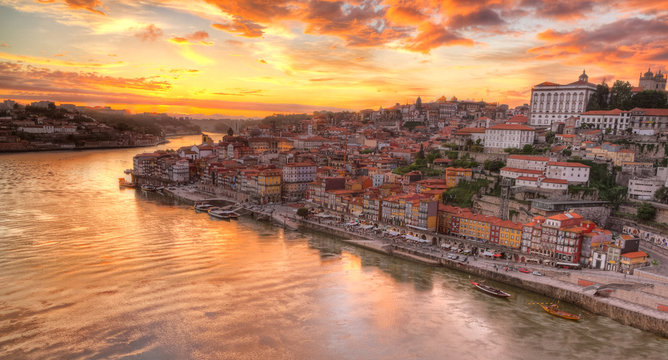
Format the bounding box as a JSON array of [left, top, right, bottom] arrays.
[[118, 178, 135, 189], [141, 184, 157, 191], [208, 207, 230, 220], [194, 203, 215, 212], [540, 304, 581, 320], [470, 280, 511, 298]]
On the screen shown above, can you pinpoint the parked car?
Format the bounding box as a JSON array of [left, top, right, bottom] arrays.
[[519, 267, 530, 273], [532, 271, 543, 276]]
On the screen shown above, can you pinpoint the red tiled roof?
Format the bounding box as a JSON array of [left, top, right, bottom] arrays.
[[558, 134, 576, 138], [487, 124, 535, 131], [541, 178, 568, 184], [630, 108, 668, 116], [501, 167, 544, 175], [547, 161, 590, 168], [508, 155, 550, 161], [621, 251, 647, 259], [581, 109, 625, 115], [535, 81, 560, 87], [517, 176, 539, 181], [456, 127, 486, 134]]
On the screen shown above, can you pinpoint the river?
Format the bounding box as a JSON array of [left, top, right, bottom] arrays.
[[0, 135, 665, 359]]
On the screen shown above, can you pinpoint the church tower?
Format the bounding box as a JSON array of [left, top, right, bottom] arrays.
[[578, 70, 588, 83]]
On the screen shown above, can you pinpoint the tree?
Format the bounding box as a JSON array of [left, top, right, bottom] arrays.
[[545, 131, 555, 144], [563, 149, 572, 157], [631, 90, 668, 109], [297, 208, 309, 218], [609, 80, 633, 110], [483, 159, 505, 172], [417, 144, 425, 160], [655, 186, 668, 204], [637, 202, 656, 221], [587, 82, 610, 111]]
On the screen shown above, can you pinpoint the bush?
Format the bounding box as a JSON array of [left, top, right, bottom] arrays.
[[637, 202, 656, 221]]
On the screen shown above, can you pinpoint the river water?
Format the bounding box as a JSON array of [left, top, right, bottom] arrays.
[[0, 135, 666, 359]]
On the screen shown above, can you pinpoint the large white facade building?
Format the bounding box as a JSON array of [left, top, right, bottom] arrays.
[[484, 124, 535, 149], [506, 155, 552, 172], [579, 109, 631, 135], [529, 71, 597, 127], [545, 162, 590, 184], [628, 178, 663, 200]]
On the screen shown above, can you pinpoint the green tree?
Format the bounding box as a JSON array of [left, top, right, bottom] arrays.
[[631, 90, 668, 109], [637, 202, 656, 221], [586, 82, 610, 110], [297, 208, 309, 217], [655, 186, 668, 204], [417, 144, 425, 160], [609, 80, 633, 110], [483, 159, 505, 172], [545, 131, 555, 144]]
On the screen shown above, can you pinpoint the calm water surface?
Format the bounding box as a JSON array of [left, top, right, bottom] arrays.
[[0, 135, 666, 359]]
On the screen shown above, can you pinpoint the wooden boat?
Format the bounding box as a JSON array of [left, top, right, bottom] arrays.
[[194, 203, 215, 212], [470, 280, 511, 298], [118, 178, 135, 189], [540, 304, 581, 320], [208, 208, 230, 220]]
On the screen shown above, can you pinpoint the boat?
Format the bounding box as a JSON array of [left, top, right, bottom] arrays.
[[540, 304, 581, 320], [470, 280, 511, 298], [226, 211, 239, 219], [194, 203, 215, 212], [141, 184, 157, 191], [118, 178, 135, 189], [208, 208, 230, 220]]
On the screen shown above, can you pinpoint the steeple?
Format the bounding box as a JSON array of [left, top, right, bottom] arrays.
[[578, 70, 588, 83], [416, 96, 422, 109]]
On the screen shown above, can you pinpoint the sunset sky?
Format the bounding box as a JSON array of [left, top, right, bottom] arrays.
[[1, 0, 667, 118]]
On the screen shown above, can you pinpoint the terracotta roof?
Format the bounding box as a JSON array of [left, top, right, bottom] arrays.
[[508, 155, 550, 161], [630, 108, 668, 116], [547, 161, 590, 168], [535, 81, 561, 87], [517, 176, 539, 181], [501, 167, 544, 175], [456, 127, 486, 134], [547, 212, 582, 221], [541, 178, 568, 184], [581, 109, 625, 115], [558, 134, 576, 138], [487, 124, 535, 131], [621, 251, 647, 259]]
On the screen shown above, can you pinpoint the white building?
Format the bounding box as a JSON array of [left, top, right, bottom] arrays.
[[516, 176, 568, 191], [579, 109, 630, 134], [171, 160, 190, 183], [628, 108, 668, 135], [282, 162, 317, 201], [506, 155, 552, 172], [545, 162, 590, 184], [484, 124, 535, 149], [628, 178, 663, 200], [529, 71, 597, 127], [500, 167, 545, 179]]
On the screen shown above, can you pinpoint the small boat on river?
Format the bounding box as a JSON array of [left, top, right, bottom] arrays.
[[194, 203, 215, 212], [208, 207, 230, 219], [540, 304, 581, 320], [470, 280, 511, 298]]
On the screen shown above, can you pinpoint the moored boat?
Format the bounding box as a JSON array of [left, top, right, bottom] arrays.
[[194, 203, 215, 212], [540, 304, 581, 320], [208, 208, 230, 220], [470, 280, 511, 298], [141, 184, 157, 191], [118, 178, 135, 189]]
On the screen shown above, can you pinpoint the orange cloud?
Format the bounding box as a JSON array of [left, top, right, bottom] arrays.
[[39, 0, 106, 16], [0, 61, 171, 93], [135, 24, 163, 42], [404, 22, 474, 53], [212, 18, 265, 37], [169, 30, 212, 45]]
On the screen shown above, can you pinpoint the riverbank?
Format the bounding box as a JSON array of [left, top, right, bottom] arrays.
[[153, 187, 668, 337], [0, 139, 169, 153]]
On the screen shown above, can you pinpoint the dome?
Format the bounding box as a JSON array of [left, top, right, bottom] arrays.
[[644, 68, 653, 77]]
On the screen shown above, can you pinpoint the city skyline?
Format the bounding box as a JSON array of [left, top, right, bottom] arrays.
[[1, 0, 667, 117]]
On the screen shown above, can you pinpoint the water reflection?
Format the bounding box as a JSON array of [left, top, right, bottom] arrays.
[[0, 136, 666, 360]]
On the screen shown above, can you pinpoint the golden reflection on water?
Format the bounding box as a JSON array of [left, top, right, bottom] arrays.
[[0, 136, 666, 359]]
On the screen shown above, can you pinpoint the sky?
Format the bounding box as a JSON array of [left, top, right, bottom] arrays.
[[0, 0, 667, 118]]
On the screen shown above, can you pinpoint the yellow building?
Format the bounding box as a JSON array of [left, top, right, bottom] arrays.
[[498, 221, 523, 249], [445, 167, 473, 188], [257, 169, 282, 203]]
